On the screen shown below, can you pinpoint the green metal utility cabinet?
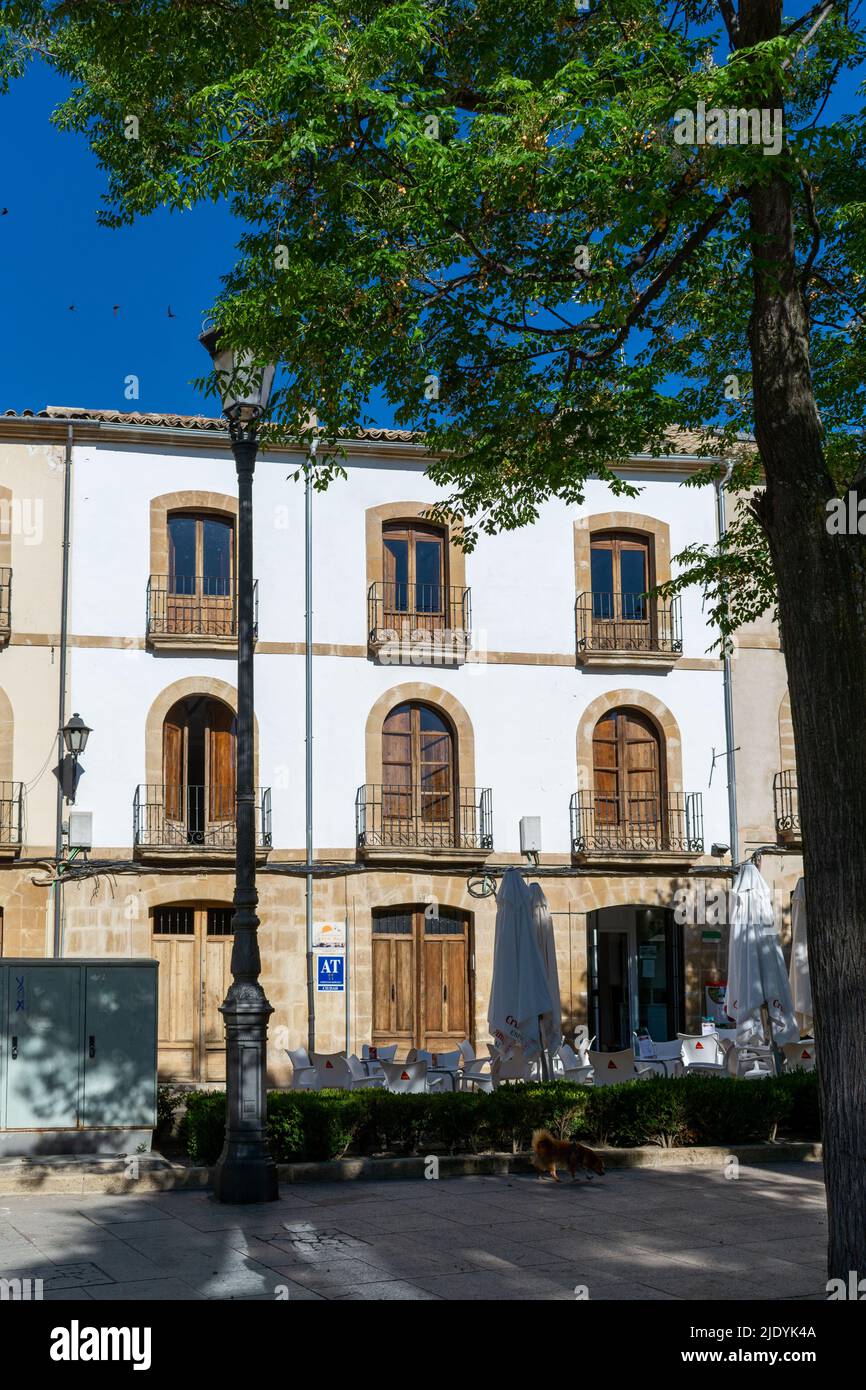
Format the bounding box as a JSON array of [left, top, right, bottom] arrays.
[[0, 959, 158, 1156]]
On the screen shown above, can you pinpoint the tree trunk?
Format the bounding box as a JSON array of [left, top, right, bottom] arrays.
[[739, 0, 866, 1283]]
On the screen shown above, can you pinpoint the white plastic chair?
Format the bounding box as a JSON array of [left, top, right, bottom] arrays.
[[489, 1050, 534, 1087], [310, 1052, 381, 1090], [678, 1033, 727, 1075], [553, 1043, 593, 1084], [285, 1046, 318, 1090], [588, 1048, 654, 1085], [631, 1036, 683, 1078], [347, 1054, 386, 1087], [381, 1060, 443, 1093], [573, 1031, 596, 1067], [783, 1041, 816, 1073], [726, 1042, 776, 1080], [458, 1057, 494, 1092]]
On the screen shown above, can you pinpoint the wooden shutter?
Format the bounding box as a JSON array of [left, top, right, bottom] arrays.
[[163, 715, 185, 822], [623, 711, 661, 833], [593, 708, 662, 834], [207, 702, 236, 822], [418, 707, 452, 834], [382, 704, 412, 826]]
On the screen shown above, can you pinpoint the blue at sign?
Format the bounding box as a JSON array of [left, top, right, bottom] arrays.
[[317, 954, 344, 992]]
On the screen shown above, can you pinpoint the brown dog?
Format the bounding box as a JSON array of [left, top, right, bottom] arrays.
[[531, 1128, 605, 1182]]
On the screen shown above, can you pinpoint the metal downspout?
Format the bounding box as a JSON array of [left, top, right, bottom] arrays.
[[305, 441, 316, 1053], [52, 423, 73, 956], [716, 461, 740, 869]]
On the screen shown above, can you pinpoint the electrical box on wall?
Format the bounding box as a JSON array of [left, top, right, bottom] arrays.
[[68, 811, 93, 850], [519, 816, 542, 854]]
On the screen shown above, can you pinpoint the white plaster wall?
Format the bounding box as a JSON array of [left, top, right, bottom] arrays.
[[67, 441, 730, 855]]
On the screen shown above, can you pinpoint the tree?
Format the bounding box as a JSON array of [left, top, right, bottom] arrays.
[[4, 0, 866, 1279]]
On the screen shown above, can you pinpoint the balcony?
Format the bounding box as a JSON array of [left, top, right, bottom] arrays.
[[575, 592, 682, 669], [367, 582, 471, 666], [146, 575, 257, 652], [356, 784, 492, 864], [133, 785, 272, 863], [0, 567, 11, 646], [0, 781, 23, 858], [774, 770, 800, 847], [570, 791, 704, 865]]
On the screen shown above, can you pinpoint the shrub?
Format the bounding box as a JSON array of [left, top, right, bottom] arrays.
[[769, 1070, 821, 1139], [171, 1071, 821, 1165], [156, 1083, 188, 1137], [682, 1073, 792, 1144], [584, 1075, 691, 1148], [180, 1091, 226, 1165]]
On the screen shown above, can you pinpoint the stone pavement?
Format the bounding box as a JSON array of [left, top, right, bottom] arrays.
[[0, 1161, 828, 1301]]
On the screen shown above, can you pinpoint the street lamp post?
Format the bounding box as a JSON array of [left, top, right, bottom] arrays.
[[199, 329, 278, 1204]]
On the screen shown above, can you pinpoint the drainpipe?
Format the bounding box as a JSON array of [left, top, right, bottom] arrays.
[[305, 440, 316, 1054], [715, 461, 739, 870], [52, 423, 73, 957]]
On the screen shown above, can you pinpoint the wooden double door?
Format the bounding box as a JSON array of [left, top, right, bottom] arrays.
[[163, 697, 236, 844], [372, 906, 472, 1053], [151, 905, 234, 1081]]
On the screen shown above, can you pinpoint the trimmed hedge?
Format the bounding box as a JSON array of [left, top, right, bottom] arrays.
[[173, 1072, 820, 1167]]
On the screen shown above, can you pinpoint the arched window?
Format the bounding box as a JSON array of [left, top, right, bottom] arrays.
[[592, 707, 663, 839], [161, 511, 234, 637], [383, 520, 446, 624], [162, 696, 236, 842], [590, 530, 651, 630], [382, 702, 454, 841]]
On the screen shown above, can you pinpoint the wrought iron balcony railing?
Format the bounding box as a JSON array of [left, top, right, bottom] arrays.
[[570, 790, 703, 854], [133, 785, 272, 851], [575, 591, 682, 656], [367, 582, 471, 655], [146, 575, 258, 641], [774, 770, 800, 839], [356, 783, 493, 852], [0, 567, 11, 632], [0, 781, 23, 846]]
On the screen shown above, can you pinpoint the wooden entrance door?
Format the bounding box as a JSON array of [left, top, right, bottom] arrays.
[[372, 906, 471, 1052], [382, 522, 445, 638], [151, 904, 234, 1080], [592, 708, 663, 845], [590, 533, 652, 648]]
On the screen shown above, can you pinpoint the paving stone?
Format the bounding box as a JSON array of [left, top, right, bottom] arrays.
[[0, 1162, 831, 1301]]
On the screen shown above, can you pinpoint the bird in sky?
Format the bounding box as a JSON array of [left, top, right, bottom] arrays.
[[113, 305, 120, 315], [167, 305, 176, 318], [0, 208, 8, 216], [68, 304, 75, 312]]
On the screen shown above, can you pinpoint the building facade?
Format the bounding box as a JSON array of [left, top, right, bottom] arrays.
[[0, 405, 794, 1085]]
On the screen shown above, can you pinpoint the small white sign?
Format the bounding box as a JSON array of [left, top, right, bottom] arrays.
[[313, 921, 345, 950]]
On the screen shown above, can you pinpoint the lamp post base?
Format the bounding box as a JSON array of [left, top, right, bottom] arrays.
[[213, 1151, 278, 1206], [213, 979, 279, 1205]]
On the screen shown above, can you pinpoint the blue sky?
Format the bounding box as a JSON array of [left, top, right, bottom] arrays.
[[0, 60, 242, 418], [1, 21, 862, 423]]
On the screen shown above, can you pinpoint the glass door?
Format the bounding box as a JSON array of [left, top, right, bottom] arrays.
[[588, 908, 684, 1049]]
